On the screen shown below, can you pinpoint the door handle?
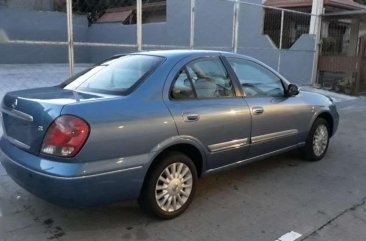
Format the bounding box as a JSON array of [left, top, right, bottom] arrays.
[[182, 112, 200, 122], [252, 107, 264, 115]]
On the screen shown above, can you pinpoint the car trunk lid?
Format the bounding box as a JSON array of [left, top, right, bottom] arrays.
[[1, 86, 108, 155]]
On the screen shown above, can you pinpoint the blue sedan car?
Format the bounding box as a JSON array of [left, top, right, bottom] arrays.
[[0, 50, 339, 219]]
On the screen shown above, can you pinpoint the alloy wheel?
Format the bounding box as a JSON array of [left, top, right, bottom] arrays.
[[312, 124, 329, 157], [155, 162, 193, 212]]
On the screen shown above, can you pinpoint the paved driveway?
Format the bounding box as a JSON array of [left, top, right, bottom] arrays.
[[1, 65, 366, 241]]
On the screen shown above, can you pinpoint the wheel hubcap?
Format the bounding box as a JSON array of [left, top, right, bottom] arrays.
[[313, 124, 329, 157], [155, 162, 193, 212]]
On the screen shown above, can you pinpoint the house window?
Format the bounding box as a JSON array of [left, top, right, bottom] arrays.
[[72, 0, 167, 25]]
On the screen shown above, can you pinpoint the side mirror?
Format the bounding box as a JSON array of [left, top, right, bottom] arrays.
[[287, 84, 300, 96]]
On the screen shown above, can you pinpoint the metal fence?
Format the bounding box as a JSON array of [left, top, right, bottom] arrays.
[[0, 0, 319, 80]]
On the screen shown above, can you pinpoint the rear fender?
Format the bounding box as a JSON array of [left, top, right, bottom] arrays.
[[148, 135, 209, 175]]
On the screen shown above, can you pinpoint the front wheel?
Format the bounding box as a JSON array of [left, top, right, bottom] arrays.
[[139, 151, 198, 219], [302, 118, 330, 161]]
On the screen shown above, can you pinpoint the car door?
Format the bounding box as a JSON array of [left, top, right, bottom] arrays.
[[164, 56, 252, 170], [225, 57, 312, 157]]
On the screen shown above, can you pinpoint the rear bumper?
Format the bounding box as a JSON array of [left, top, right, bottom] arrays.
[[0, 137, 147, 207]]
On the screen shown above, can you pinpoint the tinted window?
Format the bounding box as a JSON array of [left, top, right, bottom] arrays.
[[64, 55, 163, 95], [227, 58, 284, 97], [171, 69, 195, 100], [186, 58, 235, 98]]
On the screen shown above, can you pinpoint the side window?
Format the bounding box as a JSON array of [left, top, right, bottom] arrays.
[[171, 69, 195, 100], [186, 58, 235, 98], [227, 58, 284, 97]]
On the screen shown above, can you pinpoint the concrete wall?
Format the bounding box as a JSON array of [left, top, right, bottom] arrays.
[[88, 0, 191, 63], [0, 8, 90, 64], [88, 0, 316, 85], [4, 0, 54, 11], [0, 0, 316, 85], [236, 2, 315, 85]]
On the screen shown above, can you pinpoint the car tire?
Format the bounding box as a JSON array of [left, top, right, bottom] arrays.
[[302, 118, 330, 161], [139, 151, 198, 219]]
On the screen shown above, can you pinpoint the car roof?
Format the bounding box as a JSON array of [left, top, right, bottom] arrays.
[[136, 49, 221, 58], [133, 49, 267, 66], [132, 49, 251, 59]]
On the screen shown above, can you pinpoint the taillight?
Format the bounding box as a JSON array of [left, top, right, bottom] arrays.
[[41, 115, 90, 157]]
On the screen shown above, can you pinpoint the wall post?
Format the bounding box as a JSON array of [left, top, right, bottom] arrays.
[[66, 0, 74, 76], [277, 10, 284, 72], [310, 0, 324, 85], [136, 0, 142, 51], [232, 0, 240, 53], [190, 0, 195, 49]]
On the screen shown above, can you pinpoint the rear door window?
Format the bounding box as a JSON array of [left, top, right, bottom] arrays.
[[171, 69, 196, 100], [170, 57, 236, 100], [184, 58, 235, 99]]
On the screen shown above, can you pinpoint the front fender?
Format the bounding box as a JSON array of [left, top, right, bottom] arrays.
[[308, 105, 339, 137], [301, 91, 339, 137]]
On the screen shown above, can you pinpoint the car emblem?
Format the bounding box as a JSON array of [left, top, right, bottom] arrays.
[[11, 99, 18, 109], [38, 126, 44, 131]]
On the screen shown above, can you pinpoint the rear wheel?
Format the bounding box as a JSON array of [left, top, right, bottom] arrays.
[[303, 118, 330, 161], [139, 151, 198, 219]]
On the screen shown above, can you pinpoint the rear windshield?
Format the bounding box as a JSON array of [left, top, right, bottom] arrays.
[[63, 55, 164, 95]]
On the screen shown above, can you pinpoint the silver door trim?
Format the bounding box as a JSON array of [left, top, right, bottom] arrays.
[[251, 129, 298, 144], [1, 108, 34, 122], [206, 142, 305, 174], [208, 138, 249, 153]]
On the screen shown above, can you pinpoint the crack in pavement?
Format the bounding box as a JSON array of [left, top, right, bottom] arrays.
[[300, 196, 366, 240]]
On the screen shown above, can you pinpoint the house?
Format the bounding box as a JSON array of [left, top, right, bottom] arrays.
[[265, 0, 366, 94]]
